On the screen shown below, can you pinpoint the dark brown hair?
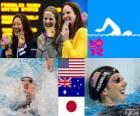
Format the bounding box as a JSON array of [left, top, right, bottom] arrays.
[[11, 14, 34, 57], [12, 13, 34, 43], [62, 2, 84, 38]]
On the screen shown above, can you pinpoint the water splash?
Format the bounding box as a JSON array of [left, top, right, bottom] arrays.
[[0, 59, 57, 116], [34, 63, 57, 116]]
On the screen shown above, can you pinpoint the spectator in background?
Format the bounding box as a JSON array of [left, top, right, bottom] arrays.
[[81, 11, 88, 27], [1, 35, 13, 58]]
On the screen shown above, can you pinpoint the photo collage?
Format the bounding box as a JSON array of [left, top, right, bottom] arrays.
[[0, 0, 140, 116]]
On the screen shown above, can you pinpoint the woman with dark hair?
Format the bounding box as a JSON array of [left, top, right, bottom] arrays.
[[61, 2, 87, 58], [89, 66, 127, 106], [36, 6, 62, 58], [11, 13, 37, 58]]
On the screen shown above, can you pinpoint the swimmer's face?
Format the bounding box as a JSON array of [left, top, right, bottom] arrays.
[[12, 17, 23, 36], [43, 11, 56, 28], [104, 73, 127, 103], [62, 5, 76, 26], [21, 77, 33, 90]]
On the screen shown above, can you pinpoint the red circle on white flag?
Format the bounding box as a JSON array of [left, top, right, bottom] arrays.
[[66, 100, 77, 112]]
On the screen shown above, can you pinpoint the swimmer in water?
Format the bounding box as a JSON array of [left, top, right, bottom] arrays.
[[10, 77, 39, 116], [89, 66, 127, 106]]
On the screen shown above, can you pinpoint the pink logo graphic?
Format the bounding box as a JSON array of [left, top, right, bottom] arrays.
[[89, 38, 104, 56]]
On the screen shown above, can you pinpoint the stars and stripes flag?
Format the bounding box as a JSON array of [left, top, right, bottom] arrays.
[[58, 59, 85, 77], [58, 59, 85, 116]]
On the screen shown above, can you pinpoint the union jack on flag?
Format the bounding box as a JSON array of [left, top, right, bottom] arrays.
[[58, 77, 84, 96], [58, 77, 72, 88]]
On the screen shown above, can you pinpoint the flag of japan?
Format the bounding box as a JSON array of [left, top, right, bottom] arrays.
[[58, 97, 84, 116]]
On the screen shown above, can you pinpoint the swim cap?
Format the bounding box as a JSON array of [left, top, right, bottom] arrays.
[[89, 66, 119, 101], [21, 77, 33, 83]]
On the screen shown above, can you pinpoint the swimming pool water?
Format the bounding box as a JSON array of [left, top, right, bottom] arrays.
[[85, 90, 140, 116]]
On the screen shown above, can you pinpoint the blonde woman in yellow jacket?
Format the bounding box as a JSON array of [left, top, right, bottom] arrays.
[[61, 2, 87, 58]]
